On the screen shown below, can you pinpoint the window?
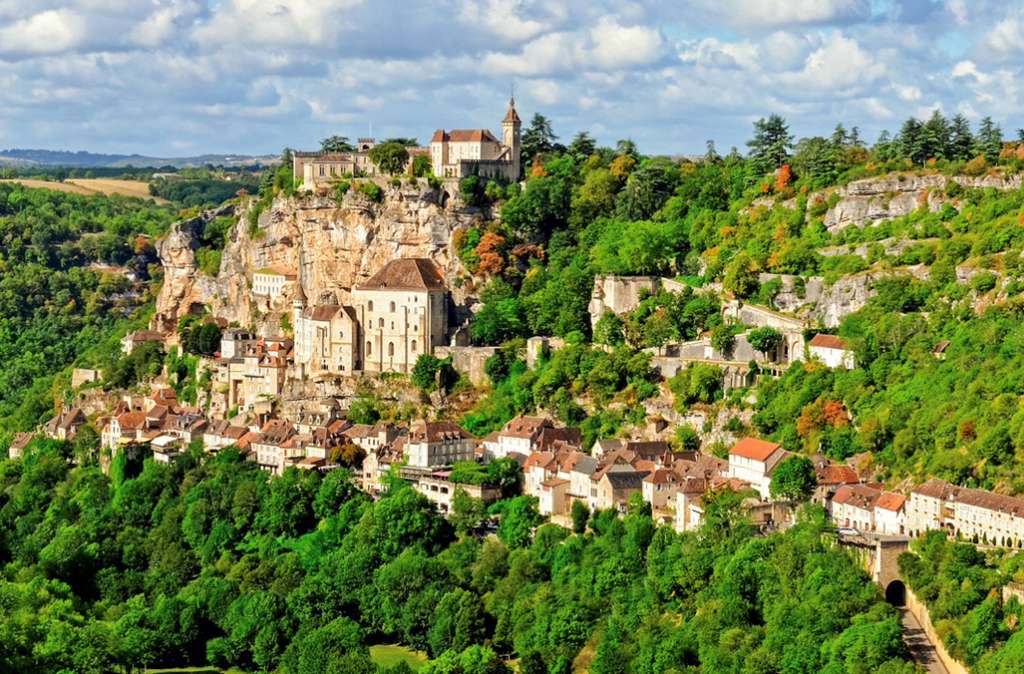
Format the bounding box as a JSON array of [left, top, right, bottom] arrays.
[[366, 341, 372, 356], [388, 342, 395, 357], [390, 301, 396, 312], [368, 301, 373, 312], [411, 339, 417, 352], [379, 318, 384, 328], [391, 322, 395, 329]]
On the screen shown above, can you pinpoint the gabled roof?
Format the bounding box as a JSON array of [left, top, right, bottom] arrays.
[[604, 470, 650, 491], [816, 464, 860, 485], [409, 421, 475, 443], [309, 305, 341, 321], [500, 415, 551, 439], [932, 340, 950, 354], [357, 258, 444, 291], [809, 334, 847, 351], [875, 492, 907, 511], [431, 129, 501, 144], [832, 484, 881, 510], [729, 437, 783, 462]]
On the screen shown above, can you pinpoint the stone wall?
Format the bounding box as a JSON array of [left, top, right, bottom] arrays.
[[72, 368, 102, 388], [588, 275, 660, 326], [435, 346, 498, 387], [905, 587, 969, 674]]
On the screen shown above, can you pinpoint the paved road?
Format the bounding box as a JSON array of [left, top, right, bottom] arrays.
[[900, 608, 950, 674]]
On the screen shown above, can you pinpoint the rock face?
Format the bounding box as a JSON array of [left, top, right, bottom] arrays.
[[153, 204, 236, 335], [153, 184, 484, 339], [823, 173, 1022, 232]]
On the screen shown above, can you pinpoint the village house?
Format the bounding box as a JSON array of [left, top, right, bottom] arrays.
[[404, 421, 476, 468], [430, 98, 521, 181], [874, 492, 907, 535], [121, 329, 164, 355], [812, 462, 861, 505], [151, 435, 182, 463], [251, 418, 300, 475], [539, 477, 570, 516], [906, 478, 1024, 546], [830, 484, 882, 532], [253, 267, 297, 299], [407, 469, 503, 514], [8, 432, 34, 459], [203, 420, 249, 452], [808, 334, 856, 369], [221, 328, 256, 359], [43, 407, 87, 442], [642, 468, 683, 510], [595, 470, 650, 512], [215, 338, 291, 412], [727, 438, 789, 499]]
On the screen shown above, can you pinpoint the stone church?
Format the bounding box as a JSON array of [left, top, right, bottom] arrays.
[[292, 257, 448, 377]]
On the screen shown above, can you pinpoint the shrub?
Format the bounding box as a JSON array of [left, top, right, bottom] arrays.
[[358, 181, 383, 203]]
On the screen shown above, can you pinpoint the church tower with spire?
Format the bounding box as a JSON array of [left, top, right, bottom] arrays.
[[502, 96, 522, 181]]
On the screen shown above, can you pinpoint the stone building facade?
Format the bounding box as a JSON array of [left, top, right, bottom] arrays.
[[429, 98, 521, 181], [292, 257, 449, 376]]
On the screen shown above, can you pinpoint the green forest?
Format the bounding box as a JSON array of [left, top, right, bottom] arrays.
[[0, 440, 922, 674], [0, 183, 174, 439]]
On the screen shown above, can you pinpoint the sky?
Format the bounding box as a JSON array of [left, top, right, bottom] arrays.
[[1, 0, 1023, 157]]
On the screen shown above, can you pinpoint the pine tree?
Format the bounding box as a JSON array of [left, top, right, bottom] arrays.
[[949, 114, 975, 162], [974, 116, 1004, 159], [746, 114, 794, 181]]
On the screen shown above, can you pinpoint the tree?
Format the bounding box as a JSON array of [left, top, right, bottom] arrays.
[[746, 114, 793, 180], [521, 114, 558, 163], [385, 137, 419, 147], [412, 154, 433, 177], [570, 499, 590, 534], [769, 455, 816, 510], [313, 468, 359, 519], [497, 496, 543, 549], [567, 131, 596, 160], [723, 252, 759, 298], [594, 311, 625, 347], [328, 443, 367, 469], [450, 488, 488, 536], [974, 116, 1003, 159], [369, 141, 411, 175], [748, 326, 783, 360], [412, 354, 444, 392], [321, 136, 354, 153]]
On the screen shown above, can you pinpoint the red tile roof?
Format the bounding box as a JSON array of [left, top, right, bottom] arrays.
[[875, 492, 907, 511], [729, 437, 783, 462], [832, 484, 881, 509], [809, 334, 846, 350], [431, 129, 501, 144], [816, 464, 860, 485]]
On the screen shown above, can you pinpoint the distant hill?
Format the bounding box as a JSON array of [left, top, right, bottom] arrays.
[[0, 148, 281, 169]]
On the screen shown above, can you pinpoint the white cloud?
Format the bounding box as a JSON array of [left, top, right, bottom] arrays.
[[0, 9, 86, 55], [0, 0, 1020, 157], [686, 0, 871, 29]]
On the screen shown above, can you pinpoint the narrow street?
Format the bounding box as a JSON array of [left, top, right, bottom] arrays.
[[900, 608, 950, 674]]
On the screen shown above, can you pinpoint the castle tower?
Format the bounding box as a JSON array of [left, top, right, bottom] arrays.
[[502, 96, 522, 181]]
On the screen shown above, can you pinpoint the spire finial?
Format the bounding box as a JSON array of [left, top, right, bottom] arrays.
[[510, 83, 515, 108]]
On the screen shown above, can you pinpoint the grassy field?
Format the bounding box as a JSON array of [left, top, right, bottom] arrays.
[[0, 178, 169, 203], [148, 668, 248, 673], [370, 644, 428, 671]]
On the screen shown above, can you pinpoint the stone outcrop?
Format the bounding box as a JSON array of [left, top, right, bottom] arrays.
[[822, 172, 1023, 232], [153, 203, 236, 335], [152, 184, 483, 340]]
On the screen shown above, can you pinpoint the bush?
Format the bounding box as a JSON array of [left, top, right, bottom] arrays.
[[358, 181, 383, 203]]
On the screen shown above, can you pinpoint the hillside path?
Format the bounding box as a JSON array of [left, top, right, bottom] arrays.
[[900, 608, 950, 674]]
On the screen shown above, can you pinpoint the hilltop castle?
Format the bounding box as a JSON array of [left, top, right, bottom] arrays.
[[292, 98, 522, 190], [429, 97, 521, 181]]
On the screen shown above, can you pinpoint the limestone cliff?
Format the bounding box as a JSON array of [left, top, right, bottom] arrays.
[[822, 172, 1022, 232], [152, 183, 484, 339]]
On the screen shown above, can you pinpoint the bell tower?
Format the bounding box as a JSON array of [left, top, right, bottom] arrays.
[[502, 95, 522, 181]]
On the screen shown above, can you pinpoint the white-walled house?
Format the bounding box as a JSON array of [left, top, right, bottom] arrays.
[[727, 438, 789, 499], [404, 421, 476, 468], [808, 334, 855, 369], [830, 484, 881, 531], [874, 491, 907, 535]]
